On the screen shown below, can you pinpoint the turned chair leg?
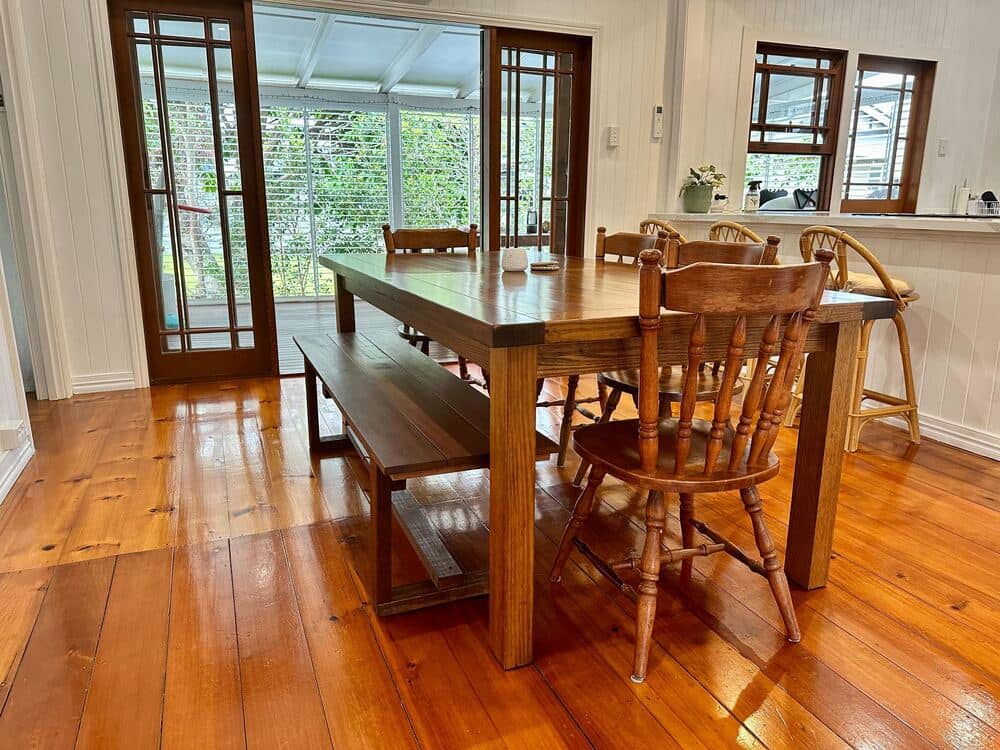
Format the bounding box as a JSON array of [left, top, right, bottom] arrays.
[[556, 375, 580, 468], [893, 312, 921, 445], [679, 493, 695, 583], [632, 490, 666, 683], [740, 486, 800, 642], [550, 466, 606, 582], [572, 388, 622, 487], [846, 319, 875, 452]]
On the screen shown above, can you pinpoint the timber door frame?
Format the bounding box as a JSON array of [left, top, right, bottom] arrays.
[[108, 0, 278, 383], [485, 27, 592, 257]]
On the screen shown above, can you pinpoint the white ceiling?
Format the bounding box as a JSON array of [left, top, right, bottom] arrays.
[[252, 6, 481, 99]]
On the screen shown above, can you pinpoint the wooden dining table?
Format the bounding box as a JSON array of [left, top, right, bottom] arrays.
[[319, 248, 896, 670]]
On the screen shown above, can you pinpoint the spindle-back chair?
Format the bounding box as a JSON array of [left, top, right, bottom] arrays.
[[572, 231, 778, 487], [381, 224, 478, 380], [552, 246, 834, 683]]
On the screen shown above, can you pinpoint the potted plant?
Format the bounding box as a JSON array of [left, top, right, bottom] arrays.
[[680, 164, 726, 213]]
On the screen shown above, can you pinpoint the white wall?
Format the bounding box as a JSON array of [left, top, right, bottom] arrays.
[[0, 109, 32, 392], [0, 0, 670, 396], [660, 0, 1000, 212]]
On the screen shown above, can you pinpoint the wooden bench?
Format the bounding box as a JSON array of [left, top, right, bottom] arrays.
[[295, 330, 558, 615]]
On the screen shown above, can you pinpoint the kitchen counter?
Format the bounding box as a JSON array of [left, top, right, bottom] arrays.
[[651, 212, 1000, 235]]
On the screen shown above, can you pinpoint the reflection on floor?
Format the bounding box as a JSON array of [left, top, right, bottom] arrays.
[[188, 299, 451, 374], [0, 375, 996, 748]]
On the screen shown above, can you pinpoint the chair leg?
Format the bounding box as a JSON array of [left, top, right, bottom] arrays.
[[740, 486, 800, 643], [846, 319, 875, 452], [632, 490, 666, 683], [572, 388, 622, 487], [550, 467, 606, 582], [893, 312, 921, 445], [458, 355, 470, 381], [679, 493, 694, 583], [556, 375, 580, 467], [597, 380, 609, 412]]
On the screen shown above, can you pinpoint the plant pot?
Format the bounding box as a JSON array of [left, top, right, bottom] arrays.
[[681, 184, 714, 213]]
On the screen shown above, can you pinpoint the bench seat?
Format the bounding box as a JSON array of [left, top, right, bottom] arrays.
[[295, 330, 557, 615]]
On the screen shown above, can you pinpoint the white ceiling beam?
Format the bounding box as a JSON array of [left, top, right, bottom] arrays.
[[378, 24, 443, 94], [456, 68, 480, 99], [296, 14, 336, 89]]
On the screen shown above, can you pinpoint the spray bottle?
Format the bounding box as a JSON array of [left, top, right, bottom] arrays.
[[743, 180, 762, 213]]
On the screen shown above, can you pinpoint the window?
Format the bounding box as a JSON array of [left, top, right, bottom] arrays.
[[841, 56, 935, 213], [748, 43, 847, 210], [257, 103, 479, 299]]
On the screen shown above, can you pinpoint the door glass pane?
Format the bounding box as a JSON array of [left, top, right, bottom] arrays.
[[133, 42, 166, 190], [227, 196, 252, 327], [147, 194, 180, 335], [214, 47, 241, 191], [130, 12, 150, 34], [768, 54, 820, 68], [161, 44, 232, 335]]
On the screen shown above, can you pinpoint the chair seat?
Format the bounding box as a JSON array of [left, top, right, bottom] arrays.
[[573, 417, 779, 493], [838, 272, 917, 301], [597, 366, 744, 402]]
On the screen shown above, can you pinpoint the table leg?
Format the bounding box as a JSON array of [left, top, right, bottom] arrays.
[[785, 319, 861, 589], [488, 345, 537, 669], [335, 273, 356, 333]]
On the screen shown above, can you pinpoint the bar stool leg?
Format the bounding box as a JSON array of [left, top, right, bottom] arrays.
[[846, 319, 875, 452], [893, 312, 921, 444]]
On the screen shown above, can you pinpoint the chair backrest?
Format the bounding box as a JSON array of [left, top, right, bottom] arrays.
[[665, 233, 779, 268], [636, 247, 833, 475], [595, 226, 664, 264], [799, 225, 903, 308], [639, 218, 688, 244], [708, 220, 764, 244], [382, 224, 478, 254]]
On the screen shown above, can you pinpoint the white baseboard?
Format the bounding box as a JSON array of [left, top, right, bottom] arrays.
[[72, 371, 137, 394], [0, 439, 34, 504], [883, 413, 1000, 461]]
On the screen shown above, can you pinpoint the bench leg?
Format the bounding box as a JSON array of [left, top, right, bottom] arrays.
[[305, 361, 321, 452], [370, 467, 394, 606]]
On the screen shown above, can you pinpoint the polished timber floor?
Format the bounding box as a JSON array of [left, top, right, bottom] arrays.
[[0, 374, 997, 749]]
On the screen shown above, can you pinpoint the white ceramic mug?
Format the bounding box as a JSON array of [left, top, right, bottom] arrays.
[[501, 247, 529, 272]]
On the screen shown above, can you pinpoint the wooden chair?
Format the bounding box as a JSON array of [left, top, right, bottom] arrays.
[[639, 218, 687, 243], [785, 227, 920, 450], [551, 246, 835, 683], [572, 230, 780, 487], [381, 223, 478, 380], [709, 220, 764, 243]]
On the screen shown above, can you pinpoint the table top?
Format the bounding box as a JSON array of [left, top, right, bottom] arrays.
[[321, 249, 896, 348]]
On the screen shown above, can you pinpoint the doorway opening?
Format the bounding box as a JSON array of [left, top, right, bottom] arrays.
[[251, 5, 482, 373]]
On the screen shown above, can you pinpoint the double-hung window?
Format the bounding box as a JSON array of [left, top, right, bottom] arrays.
[[746, 43, 847, 210], [841, 55, 936, 213]]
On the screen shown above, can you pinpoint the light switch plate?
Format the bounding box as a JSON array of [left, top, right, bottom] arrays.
[[607, 125, 620, 148], [937, 137, 949, 156]]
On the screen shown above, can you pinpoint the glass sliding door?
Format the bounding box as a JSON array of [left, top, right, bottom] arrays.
[[485, 28, 591, 255], [109, 0, 276, 382]]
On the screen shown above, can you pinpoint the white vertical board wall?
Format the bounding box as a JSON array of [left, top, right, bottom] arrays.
[[0, 0, 670, 395], [659, 0, 1000, 212]]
